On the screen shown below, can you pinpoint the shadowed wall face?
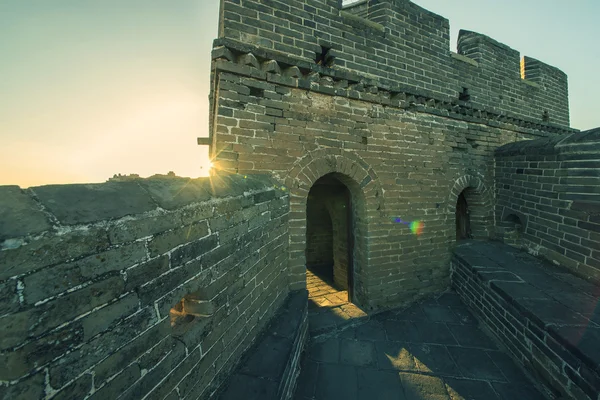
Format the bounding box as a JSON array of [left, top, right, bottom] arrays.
[[306, 195, 334, 270], [0, 175, 290, 399]]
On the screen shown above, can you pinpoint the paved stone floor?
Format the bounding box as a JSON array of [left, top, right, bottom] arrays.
[[306, 266, 367, 336], [294, 291, 548, 400]]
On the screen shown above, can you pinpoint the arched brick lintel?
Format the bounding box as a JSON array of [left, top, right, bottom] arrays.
[[285, 149, 384, 305], [447, 174, 494, 240], [284, 149, 385, 211]]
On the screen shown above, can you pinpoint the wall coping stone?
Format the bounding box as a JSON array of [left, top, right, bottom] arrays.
[[495, 127, 600, 156], [0, 186, 52, 242], [341, 0, 368, 10], [0, 174, 279, 241]]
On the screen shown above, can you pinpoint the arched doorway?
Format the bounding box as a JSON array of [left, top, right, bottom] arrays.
[[285, 150, 385, 309], [305, 174, 354, 306], [448, 175, 494, 241]]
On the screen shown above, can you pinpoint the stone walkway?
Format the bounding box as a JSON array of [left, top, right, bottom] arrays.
[[293, 291, 548, 400]]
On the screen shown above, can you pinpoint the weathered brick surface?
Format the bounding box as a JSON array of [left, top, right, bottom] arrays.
[[0, 227, 111, 281], [22, 241, 147, 304], [307, 183, 351, 289], [208, 0, 575, 310], [0, 175, 289, 399], [217, 0, 571, 129], [0, 1, 587, 398], [495, 128, 600, 284], [306, 195, 334, 268]]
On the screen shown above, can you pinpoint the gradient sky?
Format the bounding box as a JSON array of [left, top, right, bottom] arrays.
[[1, 0, 598, 188]]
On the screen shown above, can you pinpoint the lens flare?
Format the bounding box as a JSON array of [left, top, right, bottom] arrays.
[[393, 217, 424, 236], [410, 220, 424, 236]]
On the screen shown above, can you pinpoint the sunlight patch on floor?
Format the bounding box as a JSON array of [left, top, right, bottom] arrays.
[[306, 268, 348, 308]]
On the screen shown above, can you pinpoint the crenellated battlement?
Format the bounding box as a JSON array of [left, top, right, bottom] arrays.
[[218, 0, 570, 127], [457, 30, 521, 79]]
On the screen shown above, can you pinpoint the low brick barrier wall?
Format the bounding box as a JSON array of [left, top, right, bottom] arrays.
[[0, 174, 290, 399], [451, 240, 600, 400]]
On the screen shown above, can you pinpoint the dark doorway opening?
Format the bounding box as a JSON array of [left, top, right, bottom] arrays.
[[456, 190, 472, 241], [306, 174, 354, 307]]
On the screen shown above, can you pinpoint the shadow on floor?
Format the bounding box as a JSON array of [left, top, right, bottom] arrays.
[[294, 290, 549, 400]]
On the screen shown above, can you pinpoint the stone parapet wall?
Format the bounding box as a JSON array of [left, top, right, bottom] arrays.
[[495, 128, 600, 284], [219, 0, 571, 127], [0, 174, 290, 399]]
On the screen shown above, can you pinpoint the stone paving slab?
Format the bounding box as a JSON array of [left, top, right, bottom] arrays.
[[239, 335, 292, 379], [294, 291, 547, 400], [306, 265, 368, 335]]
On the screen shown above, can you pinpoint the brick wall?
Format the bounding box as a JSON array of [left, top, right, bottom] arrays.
[[495, 128, 600, 284], [331, 189, 350, 291], [208, 65, 571, 310], [0, 174, 289, 399], [219, 0, 570, 126], [207, 0, 576, 310]]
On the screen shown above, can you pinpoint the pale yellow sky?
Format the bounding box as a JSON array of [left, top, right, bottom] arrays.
[[1, 0, 598, 188], [0, 0, 219, 188]]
